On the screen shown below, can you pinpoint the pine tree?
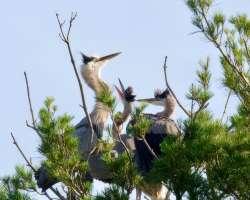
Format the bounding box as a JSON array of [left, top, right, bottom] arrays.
[[3, 1, 250, 199]]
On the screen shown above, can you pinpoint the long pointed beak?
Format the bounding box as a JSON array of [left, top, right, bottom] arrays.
[[136, 98, 164, 106], [118, 78, 125, 93], [114, 85, 124, 98], [114, 78, 125, 98], [136, 98, 158, 103], [97, 52, 121, 62]]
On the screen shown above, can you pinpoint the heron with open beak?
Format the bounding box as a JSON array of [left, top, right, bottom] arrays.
[[113, 79, 136, 139]]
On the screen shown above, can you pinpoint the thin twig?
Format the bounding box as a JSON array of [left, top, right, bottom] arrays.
[[111, 115, 132, 163], [24, 72, 42, 139], [142, 138, 158, 159], [23, 73, 60, 199], [11, 132, 36, 171], [163, 56, 191, 117], [190, 84, 195, 120], [11, 132, 66, 200], [221, 90, 232, 122], [55, 13, 95, 148], [243, 38, 250, 61], [26, 121, 39, 132]]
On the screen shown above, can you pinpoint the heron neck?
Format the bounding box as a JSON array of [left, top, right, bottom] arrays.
[[81, 66, 107, 96], [112, 102, 133, 139], [90, 101, 110, 127], [157, 96, 176, 118], [122, 102, 133, 122], [82, 68, 111, 126]]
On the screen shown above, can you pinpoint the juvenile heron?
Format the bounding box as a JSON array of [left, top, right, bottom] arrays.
[[133, 89, 179, 200], [113, 79, 136, 139], [88, 79, 137, 181], [134, 88, 179, 173]]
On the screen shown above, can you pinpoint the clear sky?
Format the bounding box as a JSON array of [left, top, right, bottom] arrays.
[[1, 0, 250, 199]]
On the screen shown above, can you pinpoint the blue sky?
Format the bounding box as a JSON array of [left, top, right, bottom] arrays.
[[1, 0, 250, 199]]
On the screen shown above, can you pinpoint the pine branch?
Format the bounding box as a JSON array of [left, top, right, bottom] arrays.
[[199, 8, 250, 87], [10, 132, 66, 200]]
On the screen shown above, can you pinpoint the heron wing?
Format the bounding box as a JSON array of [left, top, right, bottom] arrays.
[[74, 117, 101, 159], [134, 116, 179, 174]]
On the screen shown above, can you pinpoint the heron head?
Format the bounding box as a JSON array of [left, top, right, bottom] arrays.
[[114, 78, 136, 103], [137, 89, 170, 106], [80, 52, 121, 76]]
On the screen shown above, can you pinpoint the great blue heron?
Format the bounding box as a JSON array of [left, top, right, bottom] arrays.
[[35, 52, 121, 191], [134, 88, 179, 173], [75, 52, 122, 158], [132, 89, 180, 200], [112, 79, 136, 138], [87, 79, 137, 182], [108, 85, 177, 200]]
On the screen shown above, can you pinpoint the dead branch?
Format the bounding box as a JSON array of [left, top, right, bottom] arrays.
[[11, 132, 36, 172], [24, 72, 42, 139], [163, 56, 191, 118], [55, 13, 95, 146], [11, 132, 66, 200]]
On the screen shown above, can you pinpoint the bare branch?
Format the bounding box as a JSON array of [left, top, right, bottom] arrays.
[[142, 138, 158, 159], [163, 56, 191, 117], [11, 132, 66, 200], [55, 13, 95, 147], [11, 132, 36, 172], [26, 120, 39, 132], [67, 12, 78, 40], [24, 72, 42, 139]]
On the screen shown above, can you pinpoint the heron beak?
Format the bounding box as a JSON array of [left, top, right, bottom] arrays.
[[114, 78, 125, 98], [118, 78, 125, 93], [114, 85, 124, 98], [136, 98, 163, 106], [137, 98, 157, 103], [97, 52, 121, 62]]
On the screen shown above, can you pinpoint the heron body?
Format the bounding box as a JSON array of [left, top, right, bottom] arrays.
[[132, 89, 179, 200], [134, 89, 179, 173], [73, 52, 121, 159]]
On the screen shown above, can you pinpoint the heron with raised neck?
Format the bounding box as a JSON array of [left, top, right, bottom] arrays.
[[75, 52, 121, 158]]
